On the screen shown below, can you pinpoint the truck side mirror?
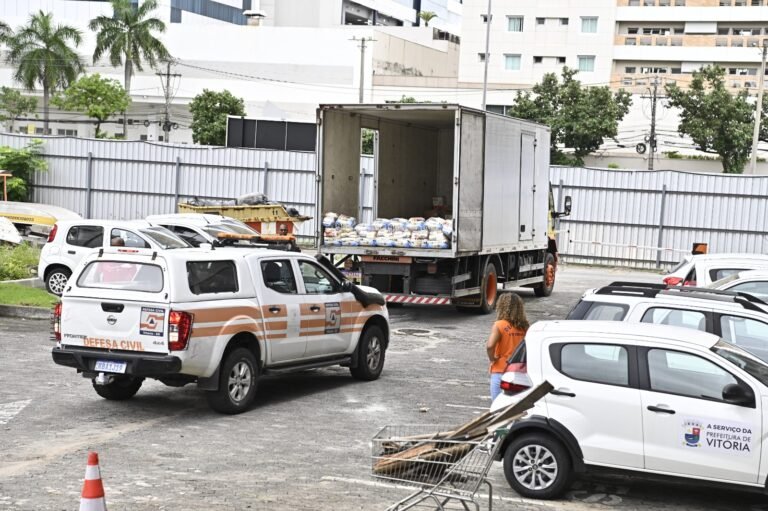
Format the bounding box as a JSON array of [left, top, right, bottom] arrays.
[[562, 196, 572, 217]]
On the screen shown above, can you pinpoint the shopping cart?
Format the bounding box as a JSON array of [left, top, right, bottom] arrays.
[[371, 425, 509, 511]]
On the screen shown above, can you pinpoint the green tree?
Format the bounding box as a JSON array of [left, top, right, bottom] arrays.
[[189, 89, 246, 145], [419, 11, 437, 27], [361, 129, 374, 155], [6, 11, 83, 135], [0, 87, 37, 133], [0, 20, 11, 41], [385, 95, 419, 103], [0, 141, 47, 201], [507, 67, 632, 165], [89, 0, 169, 134], [666, 65, 753, 174], [52, 74, 130, 138]]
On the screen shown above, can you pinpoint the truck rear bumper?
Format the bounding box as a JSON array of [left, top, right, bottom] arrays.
[[52, 346, 182, 377], [384, 294, 453, 305]]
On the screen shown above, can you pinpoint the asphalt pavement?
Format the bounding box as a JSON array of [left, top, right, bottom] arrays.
[[0, 264, 765, 510]]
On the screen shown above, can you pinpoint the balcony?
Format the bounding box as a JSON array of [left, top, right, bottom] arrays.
[[616, 34, 768, 47], [612, 72, 762, 92]]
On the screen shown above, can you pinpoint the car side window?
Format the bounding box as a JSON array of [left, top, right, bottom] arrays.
[[710, 268, 742, 281], [719, 315, 768, 362], [647, 349, 738, 402], [298, 261, 339, 294], [111, 228, 150, 249], [728, 281, 768, 298], [582, 303, 628, 321], [684, 268, 697, 286], [66, 226, 104, 248], [558, 343, 629, 386], [641, 307, 706, 331], [260, 260, 297, 294], [187, 261, 238, 295]]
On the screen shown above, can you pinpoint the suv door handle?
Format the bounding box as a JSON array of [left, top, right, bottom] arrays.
[[550, 389, 576, 397], [268, 306, 282, 314], [647, 405, 675, 415], [309, 305, 321, 313]]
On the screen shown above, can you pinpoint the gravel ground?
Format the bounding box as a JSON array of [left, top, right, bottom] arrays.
[[0, 264, 765, 510]]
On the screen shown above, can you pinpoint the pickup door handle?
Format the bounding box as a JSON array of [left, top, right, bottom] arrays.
[[647, 405, 675, 415], [268, 306, 282, 314], [310, 305, 321, 313], [101, 302, 124, 313], [550, 389, 575, 397], [67, 250, 76, 255]]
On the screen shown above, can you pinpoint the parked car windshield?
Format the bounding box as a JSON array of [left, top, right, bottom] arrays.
[[712, 339, 768, 387], [219, 219, 260, 236], [140, 227, 190, 249]]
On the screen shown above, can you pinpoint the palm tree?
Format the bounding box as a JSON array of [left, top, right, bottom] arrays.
[[418, 11, 437, 27], [6, 11, 83, 134], [0, 20, 11, 40], [89, 0, 170, 135]]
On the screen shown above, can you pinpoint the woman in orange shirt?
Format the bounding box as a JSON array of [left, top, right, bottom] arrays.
[[486, 293, 529, 401]]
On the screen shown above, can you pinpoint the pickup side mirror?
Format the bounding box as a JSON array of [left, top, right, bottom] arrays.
[[722, 383, 754, 407], [341, 280, 353, 292]]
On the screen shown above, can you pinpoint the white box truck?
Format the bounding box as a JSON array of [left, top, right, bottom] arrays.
[[315, 104, 571, 313]]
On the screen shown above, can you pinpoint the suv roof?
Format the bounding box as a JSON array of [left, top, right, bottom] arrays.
[[55, 219, 154, 229], [533, 320, 721, 349], [684, 253, 768, 263], [592, 281, 768, 313], [94, 245, 303, 263]]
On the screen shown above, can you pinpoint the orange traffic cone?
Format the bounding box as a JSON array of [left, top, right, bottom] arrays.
[[79, 452, 107, 511]]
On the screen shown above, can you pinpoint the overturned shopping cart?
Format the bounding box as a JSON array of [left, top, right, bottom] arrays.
[[371, 382, 553, 511]]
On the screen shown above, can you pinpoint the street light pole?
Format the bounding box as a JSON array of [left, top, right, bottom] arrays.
[[481, 0, 492, 111], [749, 41, 768, 174]]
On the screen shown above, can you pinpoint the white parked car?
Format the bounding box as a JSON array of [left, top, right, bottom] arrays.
[[709, 270, 768, 300], [567, 282, 768, 362], [38, 220, 189, 295], [663, 253, 768, 287], [491, 321, 768, 499], [51, 248, 389, 414]]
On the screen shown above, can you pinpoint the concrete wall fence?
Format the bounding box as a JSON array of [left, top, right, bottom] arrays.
[[3, 133, 767, 269]]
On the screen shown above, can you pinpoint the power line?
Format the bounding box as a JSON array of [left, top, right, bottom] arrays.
[[157, 60, 181, 143]]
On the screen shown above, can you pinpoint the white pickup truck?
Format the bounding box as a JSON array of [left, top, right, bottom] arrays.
[[52, 247, 390, 413]]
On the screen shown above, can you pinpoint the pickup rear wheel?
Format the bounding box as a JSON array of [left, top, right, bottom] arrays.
[[92, 376, 144, 401], [206, 348, 259, 414], [350, 326, 386, 381]]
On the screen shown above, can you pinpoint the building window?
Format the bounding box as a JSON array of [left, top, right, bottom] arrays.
[[478, 53, 486, 62], [578, 55, 595, 72], [643, 0, 654, 5], [627, 27, 638, 34], [504, 54, 521, 70], [625, 66, 637, 73], [752, 0, 761, 5], [659, 0, 670, 5], [671, 67, 682, 74], [558, 56, 566, 64], [57, 129, 77, 136], [560, 18, 569, 25], [533, 56, 543, 64], [481, 14, 489, 22], [536, 17, 545, 25], [625, 37, 637, 45], [629, 0, 639, 5], [720, 0, 731, 4], [675, 0, 685, 4], [507, 16, 523, 32], [581, 17, 597, 33], [622, 78, 634, 86]]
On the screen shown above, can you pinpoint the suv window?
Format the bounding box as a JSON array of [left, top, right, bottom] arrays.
[[77, 261, 163, 292], [647, 349, 738, 402], [641, 307, 706, 331], [66, 226, 104, 248], [719, 315, 768, 362], [261, 260, 297, 294], [710, 268, 743, 281], [187, 261, 238, 294], [111, 228, 150, 249], [298, 261, 338, 294], [728, 280, 768, 298], [558, 343, 629, 386], [583, 303, 628, 321]]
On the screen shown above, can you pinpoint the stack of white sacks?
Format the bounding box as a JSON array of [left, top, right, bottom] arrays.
[[323, 213, 452, 249]]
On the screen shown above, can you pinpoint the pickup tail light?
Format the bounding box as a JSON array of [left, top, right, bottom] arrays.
[[169, 311, 193, 351], [500, 379, 530, 394], [47, 224, 58, 243], [663, 276, 683, 286], [52, 303, 62, 341]]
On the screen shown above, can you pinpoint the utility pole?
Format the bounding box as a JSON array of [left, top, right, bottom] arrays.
[[157, 60, 181, 143], [351, 36, 375, 103], [749, 41, 768, 174], [481, 0, 492, 111], [648, 76, 659, 171]]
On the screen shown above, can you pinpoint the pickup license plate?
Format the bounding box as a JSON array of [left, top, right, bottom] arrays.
[[94, 360, 127, 374]]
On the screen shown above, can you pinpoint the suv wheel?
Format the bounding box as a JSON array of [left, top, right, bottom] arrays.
[[503, 433, 572, 499], [350, 326, 386, 381], [206, 348, 259, 414], [46, 267, 71, 296], [92, 376, 144, 401]]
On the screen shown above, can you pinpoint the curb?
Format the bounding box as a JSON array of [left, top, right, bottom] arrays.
[[0, 304, 51, 320], [1, 277, 44, 289]]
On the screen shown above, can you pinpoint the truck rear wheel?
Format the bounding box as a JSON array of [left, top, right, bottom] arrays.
[[92, 376, 143, 401], [534, 253, 556, 298], [206, 348, 259, 414], [479, 261, 499, 314]]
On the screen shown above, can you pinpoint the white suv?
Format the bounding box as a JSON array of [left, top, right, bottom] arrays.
[[38, 220, 189, 295], [491, 320, 768, 499], [664, 253, 768, 287], [568, 282, 768, 362]]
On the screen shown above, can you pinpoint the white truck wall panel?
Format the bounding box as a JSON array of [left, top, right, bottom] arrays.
[[321, 110, 362, 218], [533, 127, 551, 246], [483, 115, 521, 249], [457, 111, 484, 253]]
